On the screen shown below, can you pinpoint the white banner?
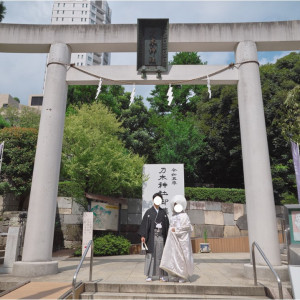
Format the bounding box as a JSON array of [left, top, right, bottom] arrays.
[[142, 164, 185, 217]]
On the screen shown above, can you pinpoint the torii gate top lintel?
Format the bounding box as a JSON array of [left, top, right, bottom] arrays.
[[0, 20, 300, 53]]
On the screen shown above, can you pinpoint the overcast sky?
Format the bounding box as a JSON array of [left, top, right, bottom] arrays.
[[1, 1, 300, 105]]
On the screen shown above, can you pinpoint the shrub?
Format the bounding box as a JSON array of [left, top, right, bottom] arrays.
[[93, 234, 131, 256], [185, 187, 245, 204], [73, 234, 131, 257]]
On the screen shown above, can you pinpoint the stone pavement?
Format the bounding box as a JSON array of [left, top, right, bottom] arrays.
[[0, 252, 292, 299]]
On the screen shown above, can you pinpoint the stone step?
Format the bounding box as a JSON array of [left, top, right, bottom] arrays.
[[84, 283, 267, 297], [281, 253, 288, 261], [80, 291, 269, 299], [281, 248, 287, 255]]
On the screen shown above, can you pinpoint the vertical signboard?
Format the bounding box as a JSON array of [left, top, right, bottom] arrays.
[[285, 204, 300, 245], [137, 19, 169, 74], [142, 164, 185, 217], [82, 212, 93, 257]]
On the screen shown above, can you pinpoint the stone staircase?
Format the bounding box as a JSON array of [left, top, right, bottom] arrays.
[[280, 244, 288, 265], [71, 282, 270, 299]]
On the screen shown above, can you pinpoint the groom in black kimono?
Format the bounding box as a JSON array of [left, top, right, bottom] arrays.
[[138, 192, 169, 282]]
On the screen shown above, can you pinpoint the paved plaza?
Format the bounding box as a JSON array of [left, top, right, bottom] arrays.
[[0, 252, 292, 299]]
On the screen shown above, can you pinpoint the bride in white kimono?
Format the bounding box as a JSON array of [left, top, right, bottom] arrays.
[[160, 195, 194, 283]]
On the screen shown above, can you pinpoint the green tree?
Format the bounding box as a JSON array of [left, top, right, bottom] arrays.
[[260, 52, 300, 203], [153, 114, 206, 186], [275, 85, 300, 144], [147, 52, 206, 115], [195, 85, 243, 188], [0, 1, 6, 22], [0, 106, 40, 129], [0, 115, 10, 129], [67, 85, 130, 116], [0, 127, 38, 210], [61, 102, 146, 197], [119, 97, 154, 160]]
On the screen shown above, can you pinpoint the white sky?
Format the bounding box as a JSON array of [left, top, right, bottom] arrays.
[[1, 1, 300, 104]]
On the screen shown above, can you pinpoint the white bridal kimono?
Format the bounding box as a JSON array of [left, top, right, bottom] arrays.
[[160, 212, 194, 280]]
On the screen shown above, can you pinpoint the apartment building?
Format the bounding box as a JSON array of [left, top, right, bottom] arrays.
[[51, 0, 112, 66]]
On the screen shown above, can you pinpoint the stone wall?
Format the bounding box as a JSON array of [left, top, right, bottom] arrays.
[[0, 195, 20, 213], [0, 197, 285, 249], [187, 201, 285, 239]]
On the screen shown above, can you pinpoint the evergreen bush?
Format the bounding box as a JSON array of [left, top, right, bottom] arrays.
[[74, 234, 131, 257], [185, 187, 245, 204]]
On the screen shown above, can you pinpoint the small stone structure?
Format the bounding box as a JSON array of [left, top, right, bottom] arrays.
[[0, 196, 285, 251]]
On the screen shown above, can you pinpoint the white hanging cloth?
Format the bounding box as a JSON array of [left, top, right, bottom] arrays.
[[95, 78, 103, 99], [129, 84, 136, 106], [207, 75, 211, 99], [167, 84, 173, 106]]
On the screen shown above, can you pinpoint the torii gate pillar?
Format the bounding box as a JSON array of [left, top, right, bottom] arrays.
[[235, 41, 281, 267], [12, 43, 71, 276]]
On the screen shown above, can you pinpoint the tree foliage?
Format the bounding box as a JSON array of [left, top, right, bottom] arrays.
[[119, 97, 154, 160], [0, 115, 10, 129], [152, 114, 206, 186], [260, 52, 300, 203], [275, 85, 300, 144], [0, 127, 38, 209], [195, 85, 243, 188], [61, 102, 146, 197], [68, 85, 130, 116], [147, 52, 206, 115], [0, 1, 6, 22], [0, 106, 40, 129]]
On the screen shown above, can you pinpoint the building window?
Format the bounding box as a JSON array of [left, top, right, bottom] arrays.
[[81, 63, 83, 66], [72, 11, 74, 14], [82, 4, 84, 7], [81, 55, 83, 58], [85, 11, 87, 15], [88, 56, 92, 61], [63, 10, 64, 14], [31, 96, 43, 106], [85, 18, 86, 21], [81, 18, 83, 21], [63, 3, 65, 7], [73, 3, 75, 7], [86, 4, 88, 7], [56, 17, 58, 21], [72, 18, 74, 22], [58, 3, 60, 7], [62, 17, 64, 21], [78, 54, 80, 58], [57, 10, 59, 14]]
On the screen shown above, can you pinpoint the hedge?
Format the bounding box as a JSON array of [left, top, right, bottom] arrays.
[[185, 187, 245, 204], [74, 234, 131, 256]]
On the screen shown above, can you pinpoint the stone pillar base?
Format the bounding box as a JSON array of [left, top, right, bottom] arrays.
[[12, 261, 58, 277], [244, 263, 289, 282]]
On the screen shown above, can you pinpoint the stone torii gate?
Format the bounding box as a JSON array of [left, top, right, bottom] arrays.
[[1, 21, 300, 277]]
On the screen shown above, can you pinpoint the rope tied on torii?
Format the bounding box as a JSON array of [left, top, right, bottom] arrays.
[[46, 60, 260, 104]]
